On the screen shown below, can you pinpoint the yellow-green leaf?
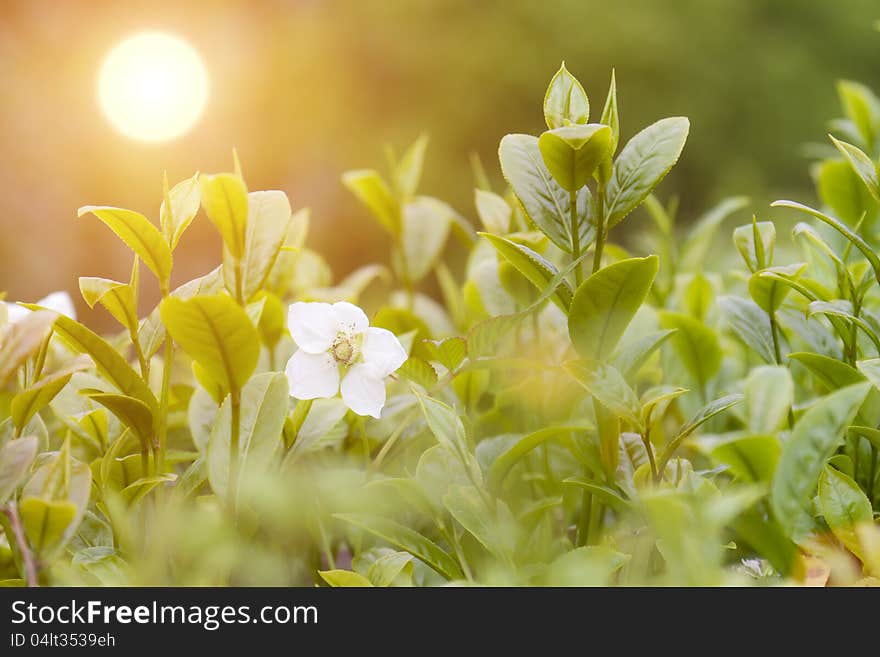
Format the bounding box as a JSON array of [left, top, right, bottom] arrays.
[[77, 206, 172, 283], [199, 173, 249, 259]]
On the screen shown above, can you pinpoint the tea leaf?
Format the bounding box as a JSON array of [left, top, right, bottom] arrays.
[[659, 311, 722, 392], [160, 172, 201, 249], [817, 465, 873, 557], [499, 133, 592, 254], [771, 383, 870, 542], [538, 124, 612, 191], [319, 569, 373, 587], [0, 437, 38, 504], [199, 173, 249, 259], [543, 63, 589, 129], [240, 190, 292, 300], [77, 206, 172, 284], [160, 294, 259, 393], [605, 117, 690, 228], [829, 135, 880, 202], [32, 310, 157, 412], [342, 169, 400, 236], [481, 233, 572, 311], [334, 513, 463, 581], [569, 256, 659, 359]]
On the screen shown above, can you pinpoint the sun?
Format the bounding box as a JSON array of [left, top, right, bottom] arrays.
[[98, 32, 209, 143]]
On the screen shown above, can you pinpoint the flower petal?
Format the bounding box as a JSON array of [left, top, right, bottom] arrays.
[[5, 303, 30, 325], [341, 363, 387, 419], [332, 301, 369, 335], [38, 291, 76, 320], [361, 327, 408, 377], [287, 302, 337, 353], [285, 350, 340, 400]]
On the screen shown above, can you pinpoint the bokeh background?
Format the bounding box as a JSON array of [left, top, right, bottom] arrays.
[[2, 0, 879, 329]]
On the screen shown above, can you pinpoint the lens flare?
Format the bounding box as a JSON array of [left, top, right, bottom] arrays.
[[98, 32, 208, 142]]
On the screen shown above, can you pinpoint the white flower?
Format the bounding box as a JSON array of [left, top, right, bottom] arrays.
[[285, 301, 407, 419], [6, 291, 76, 324]]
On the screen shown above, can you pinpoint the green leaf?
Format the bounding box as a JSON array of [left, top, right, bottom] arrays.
[[817, 159, 878, 229], [487, 423, 592, 492], [771, 200, 880, 285], [657, 394, 743, 472], [78, 277, 138, 332], [817, 465, 873, 557], [401, 197, 454, 283], [0, 437, 38, 504], [481, 233, 572, 311], [32, 310, 157, 412], [711, 435, 780, 483], [84, 392, 154, 449], [564, 360, 642, 429], [568, 256, 659, 359], [658, 311, 722, 391], [498, 133, 592, 254], [807, 300, 880, 353], [599, 69, 619, 156], [199, 173, 249, 259], [334, 513, 463, 581], [605, 117, 690, 228], [77, 206, 172, 284], [342, 169, 400, 235], [543, 62, 589, 129], [393, 133, 429, 198], [417, 395, 480, 481], [538, 124, 612, 191], [424, 337, 467, 372], [160, 294, 259, 392], [208, 373, 289, 499], [160, 172, 201, 249], [611, 329, 676, 380], [745, 365, 793, 434], [718, 296, 775, 364], [542, 545, 629, 586], [239, 190, 292, 300], [790, 352, 864, 390], [837, 80, 880, 149], [319, 569, 373, 587], [749, 263, 807, 314], [733, 219, 775, 273], [0, 310, 56, 387], [474, 189, 511, 235], [11, 356, 92, 431], [19, 498, 77, 556], [771, 383, 870, 541], [561, 478, 631, 511], [443, 484, 509, 558], [829, 135, 880, 203], [397, 357, 438, 389]]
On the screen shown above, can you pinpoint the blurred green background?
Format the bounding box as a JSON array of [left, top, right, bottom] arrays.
[[1, 0, 878, 328]]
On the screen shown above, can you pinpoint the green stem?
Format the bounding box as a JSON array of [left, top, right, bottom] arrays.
[[592, 186, 606, 275], [576, 490, 592, 547], [1, 503, 38, 586], [130, 327, 150, 380], [570, 191, 583, 286], [228, 390, 241, 512], [769, 312, 794, 429], [155, 332, 173, 474]]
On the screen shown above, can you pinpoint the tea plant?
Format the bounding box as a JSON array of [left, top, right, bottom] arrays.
[[1, 64, 878, 587]]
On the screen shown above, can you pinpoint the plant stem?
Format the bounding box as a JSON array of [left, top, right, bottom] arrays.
[[592, 185, 606, 275], [155, 332, 173, 474], [229, 390, 241, 513], [2, 503, 38, 586], [131, 328, 150, 380], [570, 191, 583, 286], [576, 490, 592, 547], [769, 312, 795, 429]]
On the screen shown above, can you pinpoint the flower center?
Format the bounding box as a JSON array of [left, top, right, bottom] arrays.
[[330, 332, 359, 365]]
